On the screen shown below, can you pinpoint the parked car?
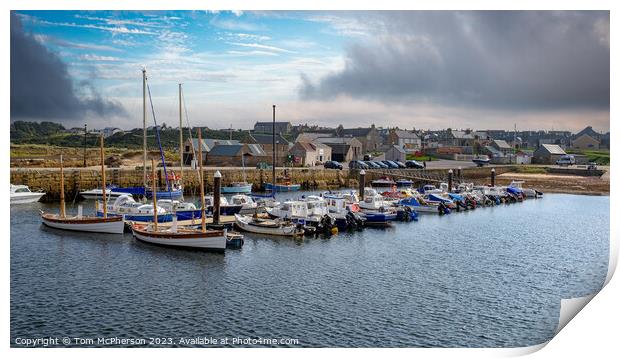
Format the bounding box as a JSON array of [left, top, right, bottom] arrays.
[[349, 160, 369, 169], [406, 160, 424, 169], [373, 161, 389, 169], [364, 161, 381, 169], [587, 162, 598, 170], [324, 160, 343, 170], [382, 160, 400, 169], [556, 154, 575, 166], [395, 161, 407, 168]]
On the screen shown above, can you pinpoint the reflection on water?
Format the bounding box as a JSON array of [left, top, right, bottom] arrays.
[[11, 194, 609, 347]]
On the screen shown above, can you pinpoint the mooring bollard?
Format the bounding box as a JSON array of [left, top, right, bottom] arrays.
[[491, 168, 496, 187], [213, 170, 222, 225], [359, 169, 366, 200], [448, 169, 453, 192]]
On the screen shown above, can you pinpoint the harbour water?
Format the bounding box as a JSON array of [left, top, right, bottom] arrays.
[[10, 193, 609, 347]]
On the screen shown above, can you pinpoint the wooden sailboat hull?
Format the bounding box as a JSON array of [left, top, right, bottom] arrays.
[[41, 213, 125, 234], [234, 214, 302, 236], [131, 225, 226, 250]]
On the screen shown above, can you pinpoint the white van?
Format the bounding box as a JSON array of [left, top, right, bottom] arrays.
[[556, 154, 575, 166]]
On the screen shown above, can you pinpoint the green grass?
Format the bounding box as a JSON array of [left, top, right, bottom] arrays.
[[511, 166, 547, 174], [405, 154, 433, 161], [566, 149, 610, 165]]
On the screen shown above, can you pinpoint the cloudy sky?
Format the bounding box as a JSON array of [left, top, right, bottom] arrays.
[[10, 10, 610, 132]]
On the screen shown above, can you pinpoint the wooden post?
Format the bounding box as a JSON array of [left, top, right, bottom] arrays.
[[151, 158, 158, 231], [59, 154, 65, 218], [100, 134, 107, 218], [198, 129, 206, 233], [214, 170, 222, 225], [359, 169, 366, 200], [491, 168, 496, 187], [448, 169, 453, 192]]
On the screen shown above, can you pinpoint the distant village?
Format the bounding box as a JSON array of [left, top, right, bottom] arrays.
[[64, 122, 610, 167]]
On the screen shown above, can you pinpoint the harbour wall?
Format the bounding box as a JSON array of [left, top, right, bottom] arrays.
[[10, 166, 513, 202]]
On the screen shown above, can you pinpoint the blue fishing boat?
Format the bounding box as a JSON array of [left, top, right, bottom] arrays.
[[396, 179, 414, 187], [264, 183, 301, 192], [360, 211, 397, 226], [221, 182, 252, 194], [112, 186, 183, 200], [399, 197, 450, 214]]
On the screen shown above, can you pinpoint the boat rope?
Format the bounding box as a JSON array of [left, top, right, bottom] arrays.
[[145, 80, 172, 196]]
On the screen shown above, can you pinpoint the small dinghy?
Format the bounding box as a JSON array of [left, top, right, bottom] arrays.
[[234, 214, 304, 236]]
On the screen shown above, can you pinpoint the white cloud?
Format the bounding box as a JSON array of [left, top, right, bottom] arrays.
[[33, 34, 122, 52], [227, 42, 294, 54], [209, 17, 264, 32], [80, 54, 122, 61], [38, 19, 158, 35]]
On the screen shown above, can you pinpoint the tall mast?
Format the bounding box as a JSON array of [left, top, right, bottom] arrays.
[[59, 154, 65, 218], [151, 158, 158, 231], [142, 68, 147, 189], [272, 104, 276, 190], [179, 83, 184, 181], [198, 128, 206, 233], [100, 134, 107, 218]]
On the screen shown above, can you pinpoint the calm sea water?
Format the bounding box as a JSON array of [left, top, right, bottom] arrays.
[[10, 193, 609, 347]]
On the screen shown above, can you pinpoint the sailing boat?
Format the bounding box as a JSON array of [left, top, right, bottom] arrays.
[[111, 69, 183, 200], [222, 149, 252, 194], [41, 135, 125, 234], [130, 154, 227, 250]]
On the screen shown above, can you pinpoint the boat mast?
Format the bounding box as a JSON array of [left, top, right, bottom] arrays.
[[142, 68, 147, 189], [198, 128, 206, 233], [59, 154, 65, 218], [100, 133, 107, 218], [272, 104, 276, 190], [151, 158, 158, 231], [179, 83, 183, 181]]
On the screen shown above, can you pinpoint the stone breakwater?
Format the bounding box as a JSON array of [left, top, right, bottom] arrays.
[[10, 166, 514, 202]]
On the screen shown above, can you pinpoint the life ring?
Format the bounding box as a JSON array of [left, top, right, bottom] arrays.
[[350, 203, 360, 212]]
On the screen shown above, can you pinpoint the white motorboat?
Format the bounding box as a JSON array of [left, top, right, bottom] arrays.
[[230, 194, 259, 214], [234, 214, 303, 236], [359, 188, 394, 211], [79, 188, 126, 200], [10, 184, 45, 204], [98, 194, 172, 222]]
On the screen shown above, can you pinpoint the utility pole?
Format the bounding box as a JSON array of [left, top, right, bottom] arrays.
[[83, 124, 87, 167]]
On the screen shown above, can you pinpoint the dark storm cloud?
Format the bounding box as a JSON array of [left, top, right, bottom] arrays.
[[300, 11, 610, 111], [10, 12, 126, 120]]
